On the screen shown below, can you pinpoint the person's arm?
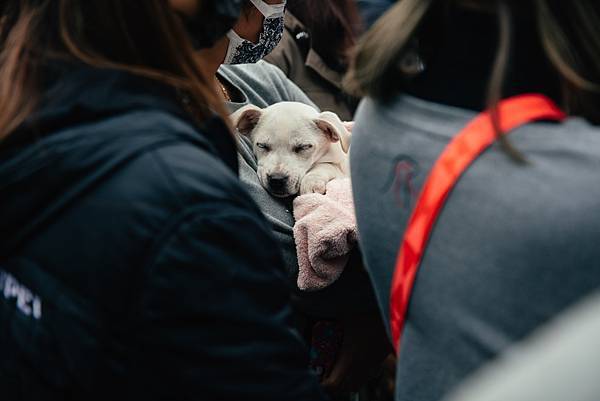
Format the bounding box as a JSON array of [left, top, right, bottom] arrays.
[[131, 201, 327, 401]]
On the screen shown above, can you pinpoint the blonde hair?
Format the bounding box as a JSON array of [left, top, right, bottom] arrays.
[[345, 0, 600, 125]]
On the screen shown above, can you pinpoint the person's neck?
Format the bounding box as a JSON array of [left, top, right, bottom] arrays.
[[404, 6, 561, 111]]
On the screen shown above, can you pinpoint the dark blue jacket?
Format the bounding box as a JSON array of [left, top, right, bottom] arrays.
[[0, 65, 325, 401]]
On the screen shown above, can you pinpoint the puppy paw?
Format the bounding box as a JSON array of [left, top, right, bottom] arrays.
[[300, 175, 329, 195]]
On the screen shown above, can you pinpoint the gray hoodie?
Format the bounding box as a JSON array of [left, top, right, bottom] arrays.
[[351, 94, 600, 401]]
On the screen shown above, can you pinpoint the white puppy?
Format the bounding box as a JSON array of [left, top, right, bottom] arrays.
[[231, 102, 351, 197]]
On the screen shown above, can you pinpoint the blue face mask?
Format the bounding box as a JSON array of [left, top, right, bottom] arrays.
[[223, 0, 286, 65]]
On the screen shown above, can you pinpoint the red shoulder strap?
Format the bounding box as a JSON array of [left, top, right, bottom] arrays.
[[389, 94, 566, 354]]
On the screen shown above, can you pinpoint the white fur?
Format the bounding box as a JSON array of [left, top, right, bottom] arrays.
[[231, 102, 351, 197]]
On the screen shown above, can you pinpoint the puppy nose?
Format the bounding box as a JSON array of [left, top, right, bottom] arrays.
[[268, 174, 288, 191]]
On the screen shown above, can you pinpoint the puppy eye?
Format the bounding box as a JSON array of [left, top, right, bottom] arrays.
[[256, 143, 271, 152], [294, 144, 313, 153]]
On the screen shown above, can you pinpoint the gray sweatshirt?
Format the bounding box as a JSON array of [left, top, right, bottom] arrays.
[[350, 94, 600, 401], [444, 291, 600, 401], [219, 61, 316, 276], [219, 62, 378, 317]]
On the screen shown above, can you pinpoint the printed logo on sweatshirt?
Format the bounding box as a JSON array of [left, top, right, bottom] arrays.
[[382, 155, 420, 209], [0, 269, 42, 320]]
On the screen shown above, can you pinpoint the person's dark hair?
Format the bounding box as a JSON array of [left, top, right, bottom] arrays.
[[287, 0, 363, 71], [0, 0, 229, 140], [344, 0, 600, 160]]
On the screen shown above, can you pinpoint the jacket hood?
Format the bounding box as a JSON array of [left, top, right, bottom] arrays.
[[0, 63, 236, 257]]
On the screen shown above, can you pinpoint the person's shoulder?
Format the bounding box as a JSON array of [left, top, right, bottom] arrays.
[[220, 61, 317, 109], [220, 60, 289, 88], [551, 116, 600, 141], [515, 114, 600, 161], [74, 109, 253, 218]]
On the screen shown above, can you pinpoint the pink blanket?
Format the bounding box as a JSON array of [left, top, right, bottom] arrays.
[[293, 178, 357, 291]]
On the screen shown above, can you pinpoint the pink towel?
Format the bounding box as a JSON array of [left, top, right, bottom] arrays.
[[293, 178, 357, 291]]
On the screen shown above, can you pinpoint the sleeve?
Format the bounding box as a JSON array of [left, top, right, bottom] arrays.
[[132, 202, 327, 401]]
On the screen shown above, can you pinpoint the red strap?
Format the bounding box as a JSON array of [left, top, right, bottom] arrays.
[[389, 94, 566, 354]]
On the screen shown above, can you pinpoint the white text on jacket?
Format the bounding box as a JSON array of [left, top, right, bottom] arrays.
[[0, 269, 42, 320]]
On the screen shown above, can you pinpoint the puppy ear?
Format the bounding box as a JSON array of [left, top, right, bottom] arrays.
[[314, 111, 352, 153], [230, 105, 263, 136]]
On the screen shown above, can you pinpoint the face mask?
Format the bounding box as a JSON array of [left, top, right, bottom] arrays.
[[183, 0, 244, 49], [223, 0, 286, 65]]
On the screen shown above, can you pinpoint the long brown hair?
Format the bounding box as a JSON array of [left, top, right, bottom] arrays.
[[0, 0, 229, 140], [287, 0, 363, 70], [344, 0, 600, 159]]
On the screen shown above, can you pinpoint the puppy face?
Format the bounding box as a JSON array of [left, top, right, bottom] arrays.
[[231, 102, 349, 198]]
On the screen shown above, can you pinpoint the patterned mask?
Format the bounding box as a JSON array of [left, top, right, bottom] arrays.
[[223, 0, 286, 65]]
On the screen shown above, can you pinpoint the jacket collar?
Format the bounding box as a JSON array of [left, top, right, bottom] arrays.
[[284, 13, 344, 89]]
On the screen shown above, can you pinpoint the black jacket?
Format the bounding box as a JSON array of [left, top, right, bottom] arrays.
[[0, 65, 325, 401]]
